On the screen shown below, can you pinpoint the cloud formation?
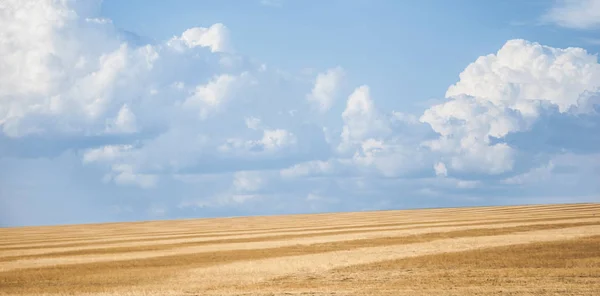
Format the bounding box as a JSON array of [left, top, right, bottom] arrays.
[[420, 39, 600, 175], [306, 67, 345, 112], [1, 0, 599, 226], [167, 23, 232, 53], [542, 0, 600, 29]]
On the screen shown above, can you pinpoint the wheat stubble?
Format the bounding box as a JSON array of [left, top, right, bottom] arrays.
[[1, 203, 599, 296]]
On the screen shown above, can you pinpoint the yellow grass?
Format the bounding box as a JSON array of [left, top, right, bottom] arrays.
[[0, 203, 599, 295]]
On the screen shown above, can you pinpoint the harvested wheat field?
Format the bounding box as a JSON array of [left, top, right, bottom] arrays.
[[1, 203, 600, 296]]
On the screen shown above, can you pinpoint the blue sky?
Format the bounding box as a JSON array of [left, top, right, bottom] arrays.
[[1, 0, 599, 227]]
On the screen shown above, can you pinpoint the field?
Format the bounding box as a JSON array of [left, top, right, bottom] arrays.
[[1, 203, 599, 295]]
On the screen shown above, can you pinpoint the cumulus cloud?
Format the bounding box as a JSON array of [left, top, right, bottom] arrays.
[[326, 85, 436, 178], [542, 0, 600, 29], [306, 67, 345, 112], [420, 39, 600, 175], [0, 0, 159, 138], [182, 73, 252, 119], [167, 23, 232, 53], [105, 104, 137, 134], [339, 86, 390, 151]]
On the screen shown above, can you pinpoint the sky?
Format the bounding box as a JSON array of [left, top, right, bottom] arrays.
[[1, 0, 599, 227]]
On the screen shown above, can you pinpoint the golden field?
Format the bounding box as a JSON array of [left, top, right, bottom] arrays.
[[1, 203, 599, 295]]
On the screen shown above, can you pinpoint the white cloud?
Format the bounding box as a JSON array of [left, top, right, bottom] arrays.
[[542, 0, 600, 29], [320, 85, 435, 178], [187, 74, 238, 106], [348, 138, 430, 178], [105, 104, 137, 134], [420, 39, 600, 175], [82, 145, 132, 164], [0, 0, 283, 187], [260, 129, 297, 151], [82, 145, 158, 189], [167, 23, 232, 53], [182, 73, 251, 119], [306, 66, 345, 112], [339, 85, 390, 152], [351, 138, 385, 167], [0, 0, 160, 138], [445, 39, 600, 114]]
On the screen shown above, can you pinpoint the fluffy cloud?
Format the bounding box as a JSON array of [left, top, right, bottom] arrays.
[[339, 86, 390, 152], [3, 1, 172, 134], [306, 67, 345, 112], [167, 23, 232, 53], [542, 0, 600, 29], [420, 39, 600, 175], [261, 129, 297, 150], [181, 73, 253, 119], [105, 104, 137, 134]]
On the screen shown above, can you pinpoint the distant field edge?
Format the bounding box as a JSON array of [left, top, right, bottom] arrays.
[[1, 201, 599, 229]]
